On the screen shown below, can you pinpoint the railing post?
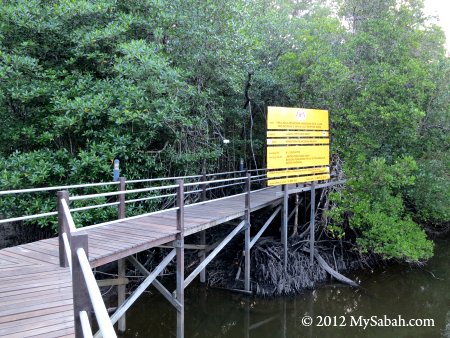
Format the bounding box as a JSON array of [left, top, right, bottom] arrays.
[[282, 184, 288, 271], [117, 176, 126, 333], [118, 177, 125, 219], [244, 173, 251, 292], [200, 171, 207, 283], [201, 171, 207, 202], [57, 190, 70, 268], [71, 233, 91, 338], [176, 179, 185, 338], [309, 182, 316, 266], [264, 168, 268, 188]]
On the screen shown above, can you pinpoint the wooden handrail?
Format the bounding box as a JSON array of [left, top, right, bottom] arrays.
[[57, 191, 117, 338], [76, 246, 117, 338], [61, 199, 77, 232], [62, 232, 72, 272], [69, 184, 179, 201], [80, 311, 93, 338], [0, 169, 309, 225]]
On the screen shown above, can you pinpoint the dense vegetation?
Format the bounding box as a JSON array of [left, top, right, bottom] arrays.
[[0, 0, 448, 261]]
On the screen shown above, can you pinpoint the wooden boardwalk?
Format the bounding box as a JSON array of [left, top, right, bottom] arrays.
[[0, 185, 283, 337], [0, 242, 74, 337]]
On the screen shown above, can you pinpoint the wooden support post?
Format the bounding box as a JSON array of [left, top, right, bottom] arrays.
[[117, 177, 126, 333], [201, 171, 207, 202], [244, 173, 251, 292], [200, 171, 206, 283], [199, 230, 206, 283], [118, 177, 125, 219], [184, 221, 245, 289], [110, 251, 176, 327], [309, 182, 316, 266], [176, 179, 185, 338], [282, 184, 288, 271], [293, 193, 299, 236], [117, 259, 126, 333], [71, 233, 91, 338], [57, 190, 70, 268], [303, 190, 307, 228]]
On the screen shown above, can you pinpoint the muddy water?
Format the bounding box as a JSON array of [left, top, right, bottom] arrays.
[[121, 239, 449, 337]]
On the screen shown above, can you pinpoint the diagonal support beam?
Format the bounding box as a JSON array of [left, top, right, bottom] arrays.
[[127, 255, 182, 312], [287, 205, 297, 222], [154, 279, 182, 312], [184, 221, 246, 289], [108, 249, 176, 327], [249, 205, 281, 249]]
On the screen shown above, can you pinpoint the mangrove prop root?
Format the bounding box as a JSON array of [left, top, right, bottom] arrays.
[[205, 233, 365, 297], [302, 248, 359, 287]]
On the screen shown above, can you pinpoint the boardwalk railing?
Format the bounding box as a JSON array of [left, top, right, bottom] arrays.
[[59, 193, 117, 338], [0, 169, 267, 225], [0, 168, 344, 338], [0, 169, 270, 337]]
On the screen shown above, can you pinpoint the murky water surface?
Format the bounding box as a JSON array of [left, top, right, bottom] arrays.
[[121, 239, 449, 337]]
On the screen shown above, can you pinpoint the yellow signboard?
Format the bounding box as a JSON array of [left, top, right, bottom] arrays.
[[267, 145, 329, 169], [267, 130, 329, 138], [267, 107, 329, 131], [267, 167, 329, 178], [266, 106, 331, 185], [267, 138, 329, 146], [268, 174, 330, 186]]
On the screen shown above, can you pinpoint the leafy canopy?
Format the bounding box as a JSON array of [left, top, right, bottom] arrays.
[[0, 0, 448, 261]]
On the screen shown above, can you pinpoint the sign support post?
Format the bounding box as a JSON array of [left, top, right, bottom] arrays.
[[282, 184, 288, 271], [309, 181, 316, 266], [266, 106, 330, 270]]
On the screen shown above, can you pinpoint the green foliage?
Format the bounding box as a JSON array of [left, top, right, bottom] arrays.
[[276, 0, 448, 261], [0, 0, 448, 261], [328, 157, 434, 260], [408, 156, 450, 226], [0, 0, 223, 177]]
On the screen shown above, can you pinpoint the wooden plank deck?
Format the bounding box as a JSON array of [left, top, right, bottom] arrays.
[[0, 186, 283, 337], [0, 248, 74, 337]]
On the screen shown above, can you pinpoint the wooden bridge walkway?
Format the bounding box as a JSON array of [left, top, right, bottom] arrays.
[[0, 243, 74, 337], [0, 184, 284, 337]]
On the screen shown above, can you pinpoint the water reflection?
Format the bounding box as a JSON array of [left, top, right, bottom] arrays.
[[122, 239, 449, 338]]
